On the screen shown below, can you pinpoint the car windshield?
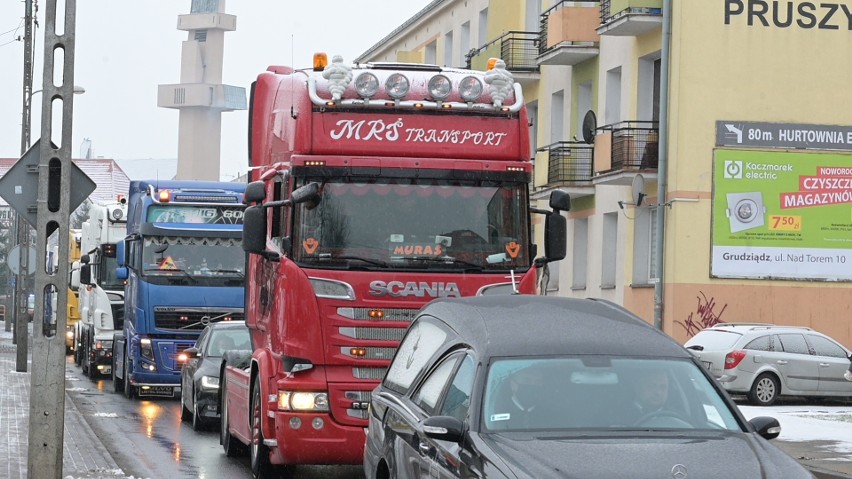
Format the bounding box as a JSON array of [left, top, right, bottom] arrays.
[[141, 236, 245, 284], [482, 356, 742, 433], [291, 178, 530, 271], [206, 327, 251, 357]]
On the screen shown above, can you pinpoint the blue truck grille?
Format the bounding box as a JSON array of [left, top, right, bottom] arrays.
[[153, 307, 244, 331]]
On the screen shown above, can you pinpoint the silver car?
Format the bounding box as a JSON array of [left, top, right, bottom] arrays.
[[685, 323, 852, 406]]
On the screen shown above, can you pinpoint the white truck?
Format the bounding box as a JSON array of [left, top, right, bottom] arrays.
[[70, 199, 128, 378]]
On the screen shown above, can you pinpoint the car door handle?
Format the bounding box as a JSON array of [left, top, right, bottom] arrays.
[[819, 363, 830, 367], [419, 442, 431, 455], [776, 360, 787, 365]]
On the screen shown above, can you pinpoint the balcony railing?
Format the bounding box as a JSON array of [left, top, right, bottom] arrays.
[[598, 121, 658, 172], [540, 141, 595, 184], [466, 31, 540, 72], [539, 0, 601, 55], [600, 0, 662, 24]]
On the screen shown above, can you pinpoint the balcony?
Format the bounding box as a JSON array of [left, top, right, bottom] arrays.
[[466, 31, 540, 83], [593, 121, 658, 185], [541, 141, 594, 184], [597, 0, 663, 36], [538, 1, 601, 66]]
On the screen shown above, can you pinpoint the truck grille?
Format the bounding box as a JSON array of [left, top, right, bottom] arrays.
[[338, 307, 419, 322], [154, 307, 244, 331], [338, 327, 406, 341], [352, 367, 387, 380], [340, 346, 396, 360]]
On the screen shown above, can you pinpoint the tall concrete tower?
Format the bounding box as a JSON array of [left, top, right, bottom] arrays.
[[157, 0, 246, 181]]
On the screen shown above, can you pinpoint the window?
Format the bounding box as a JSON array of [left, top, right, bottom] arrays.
[[478, 8, 488, 47], [440, 355, 475, 421], [777, 334, 810, 355], [808, 335, 848, 358], [550, 90, 564, 144], [444, 30, 454, 67], [572, 218, 588, 289], [460, 22, 470, 60], [413, 355, 461, 415], [605, 67, 622, 125], [632, 207, 656, 285], [649, 208, 658, 280], [384, 319, 448, 394], [744, 335, 771, 352], [425, 40, 437, 64], [601, 212, 617, 288]]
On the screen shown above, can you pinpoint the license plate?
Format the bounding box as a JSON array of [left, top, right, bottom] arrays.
[[138, 386, 175, 397], [102, 367, 111, 375]]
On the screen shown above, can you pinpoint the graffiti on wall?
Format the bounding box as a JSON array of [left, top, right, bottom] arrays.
[[675, 291, 729, 337]]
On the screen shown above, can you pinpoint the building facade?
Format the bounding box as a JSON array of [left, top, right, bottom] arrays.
[[357, 0, 852, 347]]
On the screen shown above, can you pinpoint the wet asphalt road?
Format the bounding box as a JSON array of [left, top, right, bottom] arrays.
[[64, 354, 365, 479]]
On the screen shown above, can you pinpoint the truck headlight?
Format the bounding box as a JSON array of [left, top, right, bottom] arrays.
[[309, 277, 355, 300], [139, 338, 155, 360], [278, 391, 329, 412], [200, 375, 220, 390], [66, 331, 74, 340]]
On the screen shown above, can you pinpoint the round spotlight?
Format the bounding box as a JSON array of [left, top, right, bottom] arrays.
[[459, 76, 484, 102], [111, 208, 124, 220], [289, 417, 302, 429], [385, 73, 410, 99], [355, 73, 380, 98], [428, 75, 452, 100]]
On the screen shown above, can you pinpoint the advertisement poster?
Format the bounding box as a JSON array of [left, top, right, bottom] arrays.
[[712, 149, 852, 281]]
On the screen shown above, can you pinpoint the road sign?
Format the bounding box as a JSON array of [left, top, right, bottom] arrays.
[[7, 244, 36, 275], [0, 139, 96, 227]]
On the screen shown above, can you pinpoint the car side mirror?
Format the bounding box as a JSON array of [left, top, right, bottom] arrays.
[[422, 416, 465, 443], [178, 347, 199, 364], [748, 416, 781, 440]]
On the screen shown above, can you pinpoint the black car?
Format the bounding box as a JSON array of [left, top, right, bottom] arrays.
[[363, 296, 814, 479], [180, 320, 250, 431]]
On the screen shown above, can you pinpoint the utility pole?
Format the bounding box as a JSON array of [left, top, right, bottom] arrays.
[[13, 0, 35, 370], [28, 0, 82, 476]]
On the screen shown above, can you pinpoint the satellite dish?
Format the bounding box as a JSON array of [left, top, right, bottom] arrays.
[[581, 110, 597, 144], [631, 174, 646, 207]]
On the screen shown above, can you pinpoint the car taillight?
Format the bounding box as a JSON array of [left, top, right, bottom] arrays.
[[725, 350, 746, 369]]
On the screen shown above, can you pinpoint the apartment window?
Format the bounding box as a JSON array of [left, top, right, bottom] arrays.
[[550, 90, 564, 144], [576, 82, 592, 140], [444, 30, 454, 67], [525, 0, 542, 32], [425, 40, 437, 64], [572, 218, 588, 290], [637, 53, 661, 122], [632, 206, 657, 284], [527, 102, 538, 159], [601, 212, 617, 288], [478, 8, 488, 47], [461, 22, 471, 59], [605, 67, 622, 126]]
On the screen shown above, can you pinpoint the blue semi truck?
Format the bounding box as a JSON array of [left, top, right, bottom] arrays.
[[111, 180, 246, 399]]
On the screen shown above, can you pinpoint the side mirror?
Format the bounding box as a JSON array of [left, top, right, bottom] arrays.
[[291, 182, 321, 207], [80, 264, 92, 286], [80, 254, 91, 265], [544, 213, 566, 262], [69, 268, 80, 291], [116, 267, 128, 281], [178, 347, 199, 364], [242, 205, 267, 255], [549, 189, 571, 212], [116, 240, 126, 267], [244, 181, 266, 204], [749, 416, 781, 440]]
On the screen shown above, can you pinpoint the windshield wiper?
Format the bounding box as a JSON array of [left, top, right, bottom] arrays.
[[144, 268, 198, 283], [393, 256, 483, 271], [317, 254, 391, 268], [210, 269, 245, 278]]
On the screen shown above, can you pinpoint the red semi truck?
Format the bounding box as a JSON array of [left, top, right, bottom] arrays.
[[219, 54, 569, 478]]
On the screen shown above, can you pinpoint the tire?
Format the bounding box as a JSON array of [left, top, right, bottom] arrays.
[[181, 386, 192, 423], [748, 372, 780, 406], [191, 392, 204, 431], [250, 379, 278, 479], [112, 348, 124, 393], [123, 351, 136, 399], [81, 342, 89, 376], [221, 373, 247, 457]]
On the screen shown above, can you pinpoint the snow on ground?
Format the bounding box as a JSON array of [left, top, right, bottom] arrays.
[[739, 403, 852, 456]]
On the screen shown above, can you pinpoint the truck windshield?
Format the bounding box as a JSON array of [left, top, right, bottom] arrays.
[[292, 178, 530, 271], [100, 256, 124, 290], [141, 237, 245, 285]]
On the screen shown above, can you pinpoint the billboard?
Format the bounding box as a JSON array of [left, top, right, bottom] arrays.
[[712, 149, 852, 281]]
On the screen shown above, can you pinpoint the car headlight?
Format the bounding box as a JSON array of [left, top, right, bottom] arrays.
[[201, 375, 220, 390], [278, 391, 329, 412]]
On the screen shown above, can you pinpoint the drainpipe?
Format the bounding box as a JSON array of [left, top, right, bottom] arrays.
[[654, 0, 672, 330]]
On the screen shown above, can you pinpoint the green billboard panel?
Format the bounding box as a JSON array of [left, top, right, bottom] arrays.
[[712, 149, 852, 281]]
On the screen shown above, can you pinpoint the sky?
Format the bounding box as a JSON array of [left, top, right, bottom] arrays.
[[0, 0, 434, 181]]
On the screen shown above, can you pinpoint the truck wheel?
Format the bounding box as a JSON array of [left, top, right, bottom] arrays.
[[81, 343, 89, 376], [123, 353, 136, 399], [221, 374, 247, 457], [112, 350, 124, 393], [250, 380, 277, 478]]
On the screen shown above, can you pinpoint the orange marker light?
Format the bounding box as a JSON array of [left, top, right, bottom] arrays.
[[158, 190, 171, 203], [349, 348, 367, 357], [368, 310, 384, 319], [314, 52, 328, 71]]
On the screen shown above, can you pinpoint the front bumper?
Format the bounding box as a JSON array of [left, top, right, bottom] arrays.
[[270, 411, 365, 466]]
